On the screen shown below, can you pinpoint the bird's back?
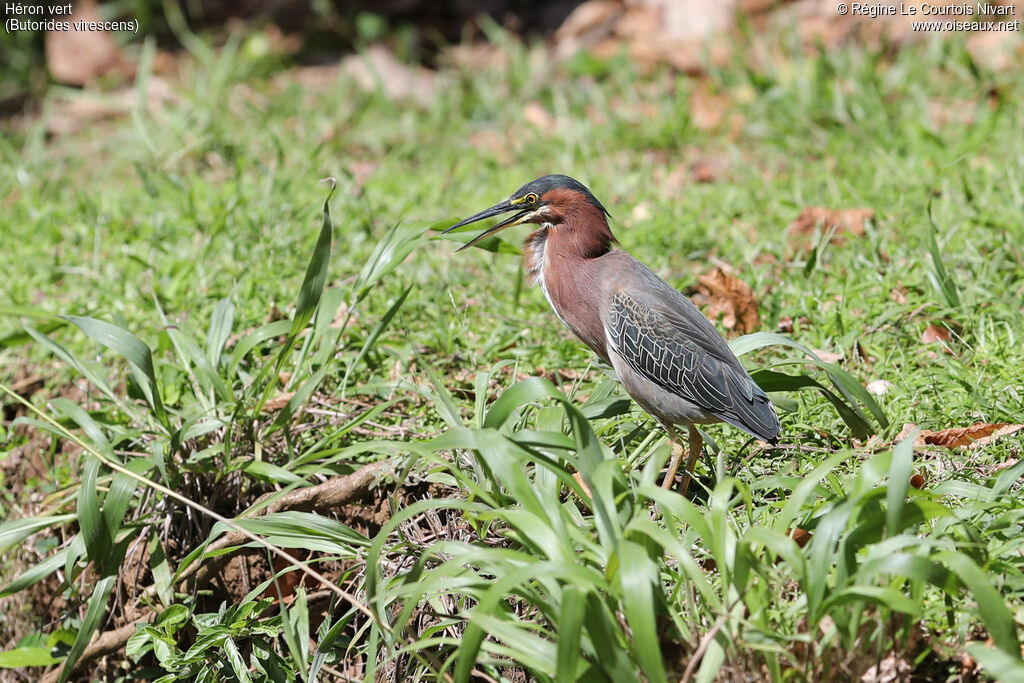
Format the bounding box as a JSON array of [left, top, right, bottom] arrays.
[[597, 251, 780, 443]]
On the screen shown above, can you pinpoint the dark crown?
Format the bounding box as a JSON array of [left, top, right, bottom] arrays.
[[513, 174, 611, 217]]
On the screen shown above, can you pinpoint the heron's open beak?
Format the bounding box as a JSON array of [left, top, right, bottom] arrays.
[[442, 199, 531, 252]]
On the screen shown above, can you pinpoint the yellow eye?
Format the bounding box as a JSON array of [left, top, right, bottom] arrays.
[[526, 193, 538, 205]]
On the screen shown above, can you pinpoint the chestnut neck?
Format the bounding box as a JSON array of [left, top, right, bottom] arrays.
[[540, 189, 616, 260]]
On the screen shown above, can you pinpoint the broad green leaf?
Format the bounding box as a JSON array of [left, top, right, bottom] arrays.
[[339, 283, 412, 397], [934, 550, 1019, 655], [0, 305, 67, 347], [58, 575, 115, 683], [0, 547, 70, 597], [731, 332, 888, 434], [0, 515, 75, 552], [556, 585, 586, 683], [353, 223, 426, 302], [0, 646, 58, 668], [885, 437, 914, 537], [149, 534, 173, 606], [63, 316, 167, 427], [617, 541, 667, 683], [289, 183, 335, 340], [78, 457, 110, 565], [206, 297, 235, 367], [966, 642, 1024, 683], [229, 320, 293, 372], [926, 202, 961, 308]]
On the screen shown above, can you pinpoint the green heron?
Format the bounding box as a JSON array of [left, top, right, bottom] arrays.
[[444, 174, 779, 496]]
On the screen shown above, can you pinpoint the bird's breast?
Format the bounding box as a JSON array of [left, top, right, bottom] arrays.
[[524, 226, 611, 363]]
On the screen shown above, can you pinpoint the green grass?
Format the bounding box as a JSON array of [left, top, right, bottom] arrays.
[[1, 21, 1023, 682]]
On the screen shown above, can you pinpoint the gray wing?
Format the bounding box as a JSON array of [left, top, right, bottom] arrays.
[[605, 288, 779, 442]]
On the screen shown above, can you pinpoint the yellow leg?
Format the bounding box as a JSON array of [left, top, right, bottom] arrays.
[[677, 426, 702, 498], [662, 432, 684, 491]]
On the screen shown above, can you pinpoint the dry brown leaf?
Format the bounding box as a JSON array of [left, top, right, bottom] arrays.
[[860, 652, 912, 682], [966, 26, 1022, 72], [631, 203, 652, 221], [853, 340, 871, 365], [330, 300, 352, 328], [788, 528, 812, 548], [866, 380, 893, 396], [898, 421, 1024, 450], [894, 422, 919, 443], [922, 423, 1024, 450], [690, 155, 730, 183], [467, 129, 505, 157], [262, 550, 307, 602], [46, 76, 176, 136], [979, 458, 1019, 477], [553, 0, 623, 60], [340, 45, 435, 104], [689, 81, 728, 131], [261, 392, 296, 413], [788, 207, 875, 242], [347, 160, 377, 195], [572, 471, 592, 499], [691, 267, 761, 335], [776, 316, 794, 333], [812, 349, 843, 364], [45, 0, 128, 86], [523, 102, 556, 131], [631, 0, 738, 40], [920, 324, 952, 344]]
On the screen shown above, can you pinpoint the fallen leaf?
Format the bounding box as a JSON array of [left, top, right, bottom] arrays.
[[523, 102, 556, 131], [966, 26, 1020, 71], [777, 316, 794, 333], [10, 373, 44, 396], [788, 207, 875, 243], [442, 43, 509, 70], [895, 422, 920, 443], [788, 528, 812, 548], [866, 380, 893, 396], [631, 202, 652, 221], [46, 76, 177, 136], [631, 0, 738, 41], [690, 267, 761, 335], [812, 349, 843, 364], [262, 550, 308, 602], [928, 98, 977, 131], [281, 64, 338, 90], [572, 471, 592, 499], [920, 324, 952, 344], [45, 0, 128, 86], [552, 0, 624, 60], [262, 392, 296, 413], [860, 652, 912, 682], [979, 458, 1019, 477], [689, 155, 730, 183], [330, 300, 352, 328], [689, 80, 728, 131], [340, 45, 436, 104], [347, 160, 377, 195], [922, 423, 1024, 450], [853, 341, 872, 365], [467, 128, 505, 157]]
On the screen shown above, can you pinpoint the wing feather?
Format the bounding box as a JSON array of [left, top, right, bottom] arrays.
[[606, 289, 779, 441]]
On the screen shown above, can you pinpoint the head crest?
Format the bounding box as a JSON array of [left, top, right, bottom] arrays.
[[513, 174, 611, 218]]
